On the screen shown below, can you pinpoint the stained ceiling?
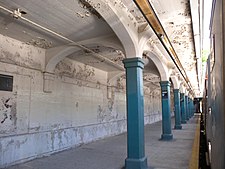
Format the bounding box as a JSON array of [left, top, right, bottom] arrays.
[[0, 0, 115, 48], [0, 0, 201, 95], [149, 0, 200, 95], [121, 0, 200, 94]]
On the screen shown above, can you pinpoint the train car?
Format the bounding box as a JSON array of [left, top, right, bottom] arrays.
[[203, 0, 225, 168]]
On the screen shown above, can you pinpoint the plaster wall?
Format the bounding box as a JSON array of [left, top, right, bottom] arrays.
[[0, 35, 162, 167]]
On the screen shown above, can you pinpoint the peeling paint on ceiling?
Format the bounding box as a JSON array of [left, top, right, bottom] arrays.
[[0, 0, 199, 93]]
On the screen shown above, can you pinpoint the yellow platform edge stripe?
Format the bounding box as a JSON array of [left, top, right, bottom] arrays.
[[188, 117, 200, 169]]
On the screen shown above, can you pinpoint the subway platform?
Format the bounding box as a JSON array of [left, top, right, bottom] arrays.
[[5, 116, 199, 169]]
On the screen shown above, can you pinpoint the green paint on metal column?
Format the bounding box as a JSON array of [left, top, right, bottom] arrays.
[[188, 98, 192, 118], [192, 100, 195, 116], [185, 96, 189, 121], [180, 93, 186, 124], [123, 58, 148, 169], [160, 81, 173, 140], [174, 89, 182, 129], [191, 99, 194, 117]]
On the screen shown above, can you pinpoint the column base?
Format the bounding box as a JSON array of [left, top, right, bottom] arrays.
[[125, 157, 148, 169], [181, 120, 187, 124], [174, 125, 182, 130], [161, 134, 173, 140]]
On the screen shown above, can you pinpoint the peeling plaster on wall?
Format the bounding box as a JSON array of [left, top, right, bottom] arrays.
[[0, 35, 163, 167], [50, 129, 66, 151], [97, 105, 106, 122], [109, 50, 125, 64], [144, 87, 151, 95], [55, 59, 107, 89], [97, 89, 119, 123], [69, 46, 125, 68], [107, 74, 126, 90], [76, 65, 95, 80], [55, 59, 74, 77], [143, 74, 160, 83], [144, 89, 162, 123], [1, 120, 129, 168], [55, 59, 95, 82], [107, 89, 119, 121], [116, 76, 125, 91], [26, 37, 52, 49], [0, 49, 42, 70], [0, 94, 17, 134], [77, 0, 102, 19], [0, 34, 45, 70]]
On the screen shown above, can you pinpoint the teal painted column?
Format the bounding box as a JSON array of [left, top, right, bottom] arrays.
[[192, 100, 195, 116], [123, 58, 148, 169], [191, 100, 195, 117], [160, 81, 173, 140], [174, 89, 182, 129], [188, 98, 192, 118], [185, 96, 189, 121], [180, 93, 186, 124]]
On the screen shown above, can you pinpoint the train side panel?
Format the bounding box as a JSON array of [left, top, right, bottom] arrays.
[[207, 0, 225, 168]]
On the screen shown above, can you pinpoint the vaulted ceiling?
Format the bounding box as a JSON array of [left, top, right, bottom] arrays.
[[0, 0, 201, 96]]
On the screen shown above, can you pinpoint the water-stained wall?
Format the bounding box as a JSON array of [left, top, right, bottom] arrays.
[[0, 35, 162, 167]]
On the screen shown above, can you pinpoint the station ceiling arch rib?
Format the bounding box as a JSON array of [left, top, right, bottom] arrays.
[[133, 0, 197, 97]]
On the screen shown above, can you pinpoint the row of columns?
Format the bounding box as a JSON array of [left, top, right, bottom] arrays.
[[160, 81, 195, 140], [123, 58, 196, 169]]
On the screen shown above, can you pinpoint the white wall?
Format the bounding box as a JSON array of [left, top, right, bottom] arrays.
[[0, 35, 162, 167]]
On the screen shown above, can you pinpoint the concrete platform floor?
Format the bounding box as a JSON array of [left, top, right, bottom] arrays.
[[5, 116, 198, 169]]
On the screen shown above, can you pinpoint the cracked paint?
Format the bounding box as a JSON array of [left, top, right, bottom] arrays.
[[0, 49, 42, 70], [55, 60, 95, 82], [77, 0, 102, 19], [26, 37, 52, 49], [0, 94, 17, 134]]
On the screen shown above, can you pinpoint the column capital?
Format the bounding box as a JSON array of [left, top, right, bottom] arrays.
[[123, 57, 144, 69], [160, 81, 171, 87], [173, 89, 180, 93]]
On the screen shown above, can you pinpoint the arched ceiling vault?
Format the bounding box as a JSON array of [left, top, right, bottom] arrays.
[[125, 0, 199, 96], [170, 76, 180, 90], [143, 51, 169, 81], [0, 0, 200, 96]]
